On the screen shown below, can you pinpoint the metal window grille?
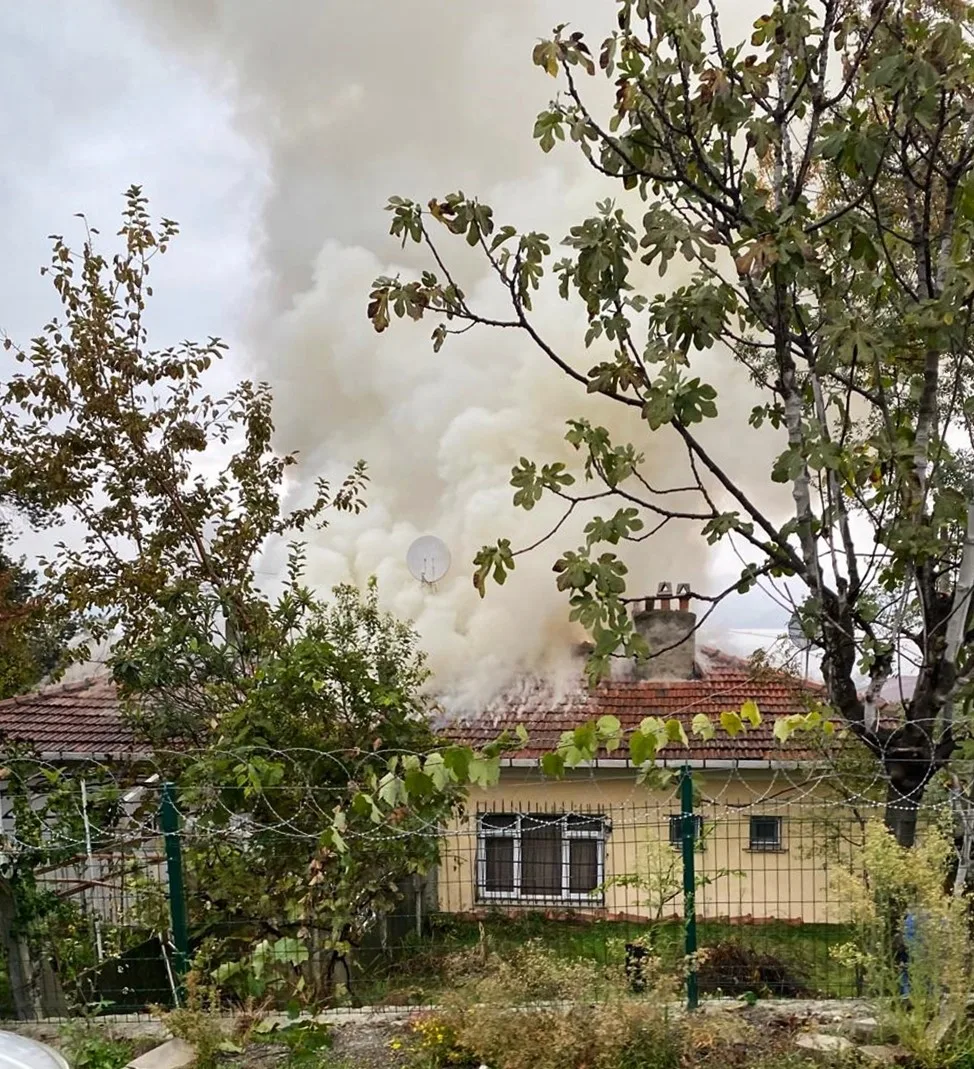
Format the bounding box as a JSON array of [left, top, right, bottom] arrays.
[[749, 814, 783, 851], [476, 811, 606, 903]]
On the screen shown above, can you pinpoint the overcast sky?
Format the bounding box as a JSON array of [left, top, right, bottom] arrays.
[[1, 1, 796, 693]]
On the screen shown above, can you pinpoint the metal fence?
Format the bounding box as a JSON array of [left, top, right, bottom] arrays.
[[0, 763, 886, 1020]]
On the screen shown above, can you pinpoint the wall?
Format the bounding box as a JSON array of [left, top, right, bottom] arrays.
[[438, 769, 855, 926]]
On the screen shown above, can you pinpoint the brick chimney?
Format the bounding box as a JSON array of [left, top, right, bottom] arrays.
[[632, 582, 696, 680]]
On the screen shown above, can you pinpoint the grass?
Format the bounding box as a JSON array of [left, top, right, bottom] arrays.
[[354, 912, 859, 1005]]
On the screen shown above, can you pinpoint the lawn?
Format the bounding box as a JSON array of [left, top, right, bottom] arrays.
[[355, 911, 859, 1005]]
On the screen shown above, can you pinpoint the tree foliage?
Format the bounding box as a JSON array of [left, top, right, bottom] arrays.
[[0, 192, 461, 1006], [0, 187, 368, 705], [371, 0, 974, 844], [172, 581, 473, 1002], [0, 533, 75, 699]]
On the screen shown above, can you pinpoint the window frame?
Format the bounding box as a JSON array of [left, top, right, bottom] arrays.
[[476, 812, 606, 904], [667, 813, 704, 849], [748, 815, 784, 852]]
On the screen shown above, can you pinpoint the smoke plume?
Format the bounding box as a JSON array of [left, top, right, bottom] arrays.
[[127, 0, 781, 708]]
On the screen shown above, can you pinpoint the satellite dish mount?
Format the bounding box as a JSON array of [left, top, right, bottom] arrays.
[[406, 535, 452, 590]]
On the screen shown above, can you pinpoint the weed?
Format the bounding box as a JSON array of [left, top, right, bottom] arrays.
[[58, 1022, 135, 1069], [253, 1019, 334, 1069], [151, 970, 255, 1069], [832, 820, 974, 1064]]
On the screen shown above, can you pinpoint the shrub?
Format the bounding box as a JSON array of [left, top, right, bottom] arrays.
[[695, 940, 809, 998], [831, 820, 974, 1064]]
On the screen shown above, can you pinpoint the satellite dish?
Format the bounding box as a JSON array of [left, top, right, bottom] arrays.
[[787, 612, 816, 653], [406, 535, 452, 585]]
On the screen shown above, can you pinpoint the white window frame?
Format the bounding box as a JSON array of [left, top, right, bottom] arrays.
[[475, 812, 606, 904]]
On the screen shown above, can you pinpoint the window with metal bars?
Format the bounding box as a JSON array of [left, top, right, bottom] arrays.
[[476, 812, 606, 902], [749, 815, 783, 851], [667, 813, 703, 848]]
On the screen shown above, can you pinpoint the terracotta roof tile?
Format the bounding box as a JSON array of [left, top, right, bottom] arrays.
[[444, 646, 822, 763], [0, 646, 824, 764], [0, 675, 139, 757]]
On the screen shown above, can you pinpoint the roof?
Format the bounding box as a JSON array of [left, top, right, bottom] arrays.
[[0, 646, 824, 766], [0, 675, 139, 758], [444, 647, 823, 765]]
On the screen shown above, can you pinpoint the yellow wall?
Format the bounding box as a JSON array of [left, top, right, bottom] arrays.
[[438, 769, 852, 925]]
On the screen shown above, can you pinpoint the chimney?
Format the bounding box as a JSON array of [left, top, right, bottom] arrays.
[[632, 581, 696, 680]]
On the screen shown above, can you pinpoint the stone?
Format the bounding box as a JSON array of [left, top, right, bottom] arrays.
[[857, 1045, 911, 1064], [700, 999, 750, 1014], [795, 1033, 854, 1055], [126, 1039, 196, 1069], [846, 1017, 880, 1042]]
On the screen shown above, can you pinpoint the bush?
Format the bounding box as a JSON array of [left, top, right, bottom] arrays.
[[695, 940, 809, 998], [831, 820, 974, 1064], [58, 1023, 135, 1069]]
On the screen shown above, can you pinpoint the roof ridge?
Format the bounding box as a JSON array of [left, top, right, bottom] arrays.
[[0, 673, 113, 710]]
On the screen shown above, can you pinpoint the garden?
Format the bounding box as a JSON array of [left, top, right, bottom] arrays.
[[360, 913, 858, 1006]]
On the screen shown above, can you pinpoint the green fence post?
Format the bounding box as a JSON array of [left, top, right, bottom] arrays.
[[160, 782, 189, 993], [681, 765, 699, 1011]]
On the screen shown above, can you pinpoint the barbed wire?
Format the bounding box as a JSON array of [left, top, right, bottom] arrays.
[[1, 741, 972, 858]]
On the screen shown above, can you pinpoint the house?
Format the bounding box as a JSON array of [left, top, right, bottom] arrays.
[[0, 586, 841, 931], [439, 584, 843, 926], [0, 678, 170, 1017], [0, 675, 142, 761], [0, 677, 162, 937]]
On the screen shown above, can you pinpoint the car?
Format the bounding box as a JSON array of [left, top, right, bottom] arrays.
[[0, 1031, 70, 1069]]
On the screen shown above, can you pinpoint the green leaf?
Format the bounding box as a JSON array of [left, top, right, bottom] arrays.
[[541, 752, 566, 778], [469, 756, 501, 788], [377, 773, 406, 808], [573, 720, 598, 755], [629, 729, 657, 767], [443, 746, 472, 783], [664, 718, 688, 745], [404, 767, 434, 800], [596, 714, 621, 736], [691, 713, 715, 740], [773, 716, 798, 743]]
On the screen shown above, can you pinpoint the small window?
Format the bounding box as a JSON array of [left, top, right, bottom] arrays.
[[668, 814, 703, 847], [476, 812, 607, 902], [749, 816, 783, 851]]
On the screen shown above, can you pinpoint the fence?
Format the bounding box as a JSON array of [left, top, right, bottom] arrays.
[[0, 758, 890, 1021]]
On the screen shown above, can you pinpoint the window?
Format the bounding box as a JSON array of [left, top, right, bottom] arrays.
[[749, 815, 783, 851], [477, 812, 606, 902], [668, 814, 703, 848]]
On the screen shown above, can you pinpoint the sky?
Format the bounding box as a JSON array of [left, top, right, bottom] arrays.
[[0, 0, 800, 701]]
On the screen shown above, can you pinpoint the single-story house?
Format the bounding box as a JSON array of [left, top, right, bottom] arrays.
[[0, 676, 162, 929], [0, 585, 842, 928], [440, 585, 842, 925]]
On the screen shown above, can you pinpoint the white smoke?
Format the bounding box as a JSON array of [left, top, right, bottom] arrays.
[[125, 0, 784, 708]]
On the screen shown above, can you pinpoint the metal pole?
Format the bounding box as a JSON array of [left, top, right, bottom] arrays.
[[160, 782, 189, 991], [681, 765, 699, 1011]]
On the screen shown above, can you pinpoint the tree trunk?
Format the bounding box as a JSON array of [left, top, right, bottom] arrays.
[[885, 781, 921, 848], [0, 882, 40, 1019]]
